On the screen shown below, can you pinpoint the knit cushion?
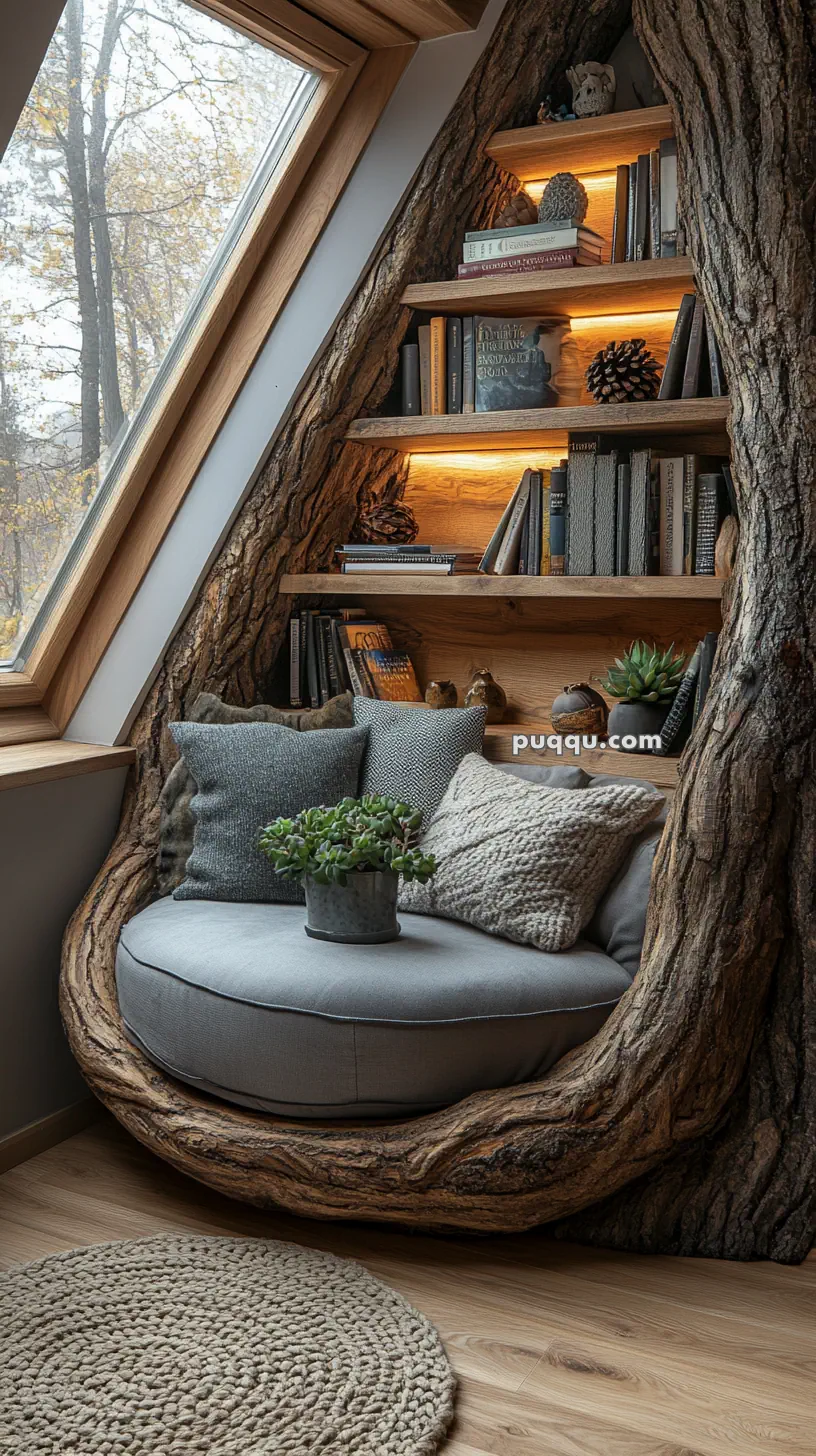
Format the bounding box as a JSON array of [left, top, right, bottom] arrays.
[[399, 753, 664, 952], [353, 698, 487, 826], [158, 692, 353, 894], [171, 721, 368, 903]]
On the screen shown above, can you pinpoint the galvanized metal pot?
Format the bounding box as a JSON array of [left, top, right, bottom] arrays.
[[304, 871, 401, 944]]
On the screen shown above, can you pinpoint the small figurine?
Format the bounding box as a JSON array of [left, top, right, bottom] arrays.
[[567, 63, 616, 118], [536, 96, 576, 126], [464, 668, 507, 724], [425, 680, 458, 710]]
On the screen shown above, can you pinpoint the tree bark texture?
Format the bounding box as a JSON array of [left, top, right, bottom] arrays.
[[61, 0, 815, 1258], [553, 0, 816, 1262]]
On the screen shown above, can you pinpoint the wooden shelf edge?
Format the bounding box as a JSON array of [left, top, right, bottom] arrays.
[[0, 740, 136, 792], [345, 397, 731, 452], [483, 723, 680, 788], [486, 105, 674, 182], [401, 257, 695, 318], [279, 573, 724, 600]]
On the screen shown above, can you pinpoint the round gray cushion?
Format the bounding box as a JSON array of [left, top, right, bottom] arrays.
[[117, 898, 632, 1119]]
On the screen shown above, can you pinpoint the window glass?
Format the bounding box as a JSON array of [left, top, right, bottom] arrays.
[[0, 0, 314, 665]]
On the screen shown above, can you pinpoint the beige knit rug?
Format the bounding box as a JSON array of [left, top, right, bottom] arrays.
[[0, 1234, 456, 1454]]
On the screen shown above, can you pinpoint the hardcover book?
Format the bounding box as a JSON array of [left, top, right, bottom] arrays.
[[694, 472, 729, 574], [464, 216, 581, 242], [649, 148, 661, 260], [659, 456, 685, 575], [634, 153, 651, 261], [418, 325, 431, 414], [548, 463, 568, 576], [457, 247, 596, 280], [462, 316, 475, 412], [478, 472, 528, 574], [446, 316, 462, 413], [658, 293, 696, 399], [429, 316, 446, 414], [526, 472, 543, 576], [336, 620, 393, 698], [707, 320, 727, 396], [627, 447, 653, 575], [611, 163, 629, 264], [615, 462, 631, 576], [474, 316, 567, 412], [401, 343, 420, 416], [567, 435, 604, 576], [361, 650, 423, 702], [540, 480, 551, 575], [593, 450, 619, 577], [693, 631, 719, 727], [462, 225, 603, 263], [626, 164, 637, 261], [659, 137, 679, 257], [494, 472, 532, 574], [654, 643, 701, 755], [681, 296, 707, 398]]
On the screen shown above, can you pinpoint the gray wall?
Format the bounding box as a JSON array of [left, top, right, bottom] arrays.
[[0, 769, 127, 1140]]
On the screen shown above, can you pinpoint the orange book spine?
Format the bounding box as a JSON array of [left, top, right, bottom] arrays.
[[429, 316, 446, 415]]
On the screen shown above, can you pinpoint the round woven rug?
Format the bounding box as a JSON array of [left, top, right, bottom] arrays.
[[0, 1234, 455, 1454]]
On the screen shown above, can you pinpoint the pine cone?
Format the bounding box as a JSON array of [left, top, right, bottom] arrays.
[[586, 339, 662, 403], [493, 191, 538, 229], [538, 172, 588, 225], [352, 500, 419, 545]]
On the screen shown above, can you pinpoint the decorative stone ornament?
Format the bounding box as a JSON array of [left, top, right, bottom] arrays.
[[352, 500, 418, 545], [537, 172, 589, 226], [567, 62, 616, 118], [551, 682, 608, 735], [463, 667, 507, 723]]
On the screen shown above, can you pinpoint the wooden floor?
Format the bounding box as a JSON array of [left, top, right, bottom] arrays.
[[1, 1120, 814, 1456]]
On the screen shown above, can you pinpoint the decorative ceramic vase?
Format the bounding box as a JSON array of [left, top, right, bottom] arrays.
[[607, 700, 671, 754], [464, 668, 507, 724], [551, 682, 608, 735], [425, 680, 457, 709], [304, 871, 400, 944]]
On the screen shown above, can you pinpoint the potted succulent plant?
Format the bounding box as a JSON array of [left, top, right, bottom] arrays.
[[601, 641, 686, 753], [258, 795, 436, 944]]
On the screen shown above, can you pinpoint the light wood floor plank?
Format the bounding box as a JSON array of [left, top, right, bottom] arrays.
[[0, 1120, 813, 1456]]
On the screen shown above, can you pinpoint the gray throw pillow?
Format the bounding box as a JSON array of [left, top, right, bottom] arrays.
[[353, 698, 487, 825], [399, 753, 664, 952], [158, 692, 353, 894], [170, 721, 368, 903], [586, 776, 668, 976]]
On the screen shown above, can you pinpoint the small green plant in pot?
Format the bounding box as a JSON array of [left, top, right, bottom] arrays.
[[258, 795, 436, 944], [601, 641, 686, 753]]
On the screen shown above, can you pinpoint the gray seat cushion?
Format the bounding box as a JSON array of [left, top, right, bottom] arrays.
[[117, 897, 633, 1119]]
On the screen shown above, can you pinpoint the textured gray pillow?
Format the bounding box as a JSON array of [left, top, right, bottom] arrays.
[[353, 698, 487, 825], [585, 776, 668, 975], [171, 721, 368, 903], [158, 692, 353, 894], [399, 753, 664, 952]]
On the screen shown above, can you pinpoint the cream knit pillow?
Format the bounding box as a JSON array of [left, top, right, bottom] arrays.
[[399, 754, 664, 952]]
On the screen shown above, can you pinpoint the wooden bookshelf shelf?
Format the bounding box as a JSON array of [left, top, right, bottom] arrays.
[[401, 257, 695, 319], [486, 105, 674, 183], [280, 573, 724, 600], [346, 397, 730, 452], [483, 724, 680, 788]]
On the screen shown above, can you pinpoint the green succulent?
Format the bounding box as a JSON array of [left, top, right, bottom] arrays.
[[258, 794, 436, 888], [601, 640, 686, 704]]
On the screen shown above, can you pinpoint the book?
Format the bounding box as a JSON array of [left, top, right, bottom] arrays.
[[628, 447, 653, 575], [478, 473, 527, 574], [548, 462, 567, 575], [611, 163, 629, 264], [401, 343, 420, 416], [337, 620, 392, 697], [330, 618, 351, 694], [474, 316, 564, 412], [566, 435, 600, 576], [593, 449, 619, 577], [464, 216, 582, 242], [338, 543, 478, 556], [322, 614, 342, 699], [721, 460, 737, 517], [654, 643, 701, 755], [429, 316, 446, 415], [681, 295, 707, 397], [634, 153, 651, 260], [315, 616, 331, 704], [625, 164, 637, 261], [305, 610, 319, 708], [615, 462, 631, 575], [298, 610, 309, 704], [456, 247, 599, 280], [526, 471, 543, 576], [446, 316, 462, 413], [462, 316, 475, 413], [693, 631, 719, 727], [659, 456, 685, 575], [361, 650, 422, 702], [418, 325, 431, 414], [289, 616, 301, 707], [658, 293, 696, 399], [341, 560, 457, 575], [707, 318, 727, 396], [517, 495, 531, 575], [682, 453, 699, 573], [659, 138, 679, 257], [494, 472, 532, 574], [540, 478, 551, 574], [694, 472, 729, 574], [462, 225, 604, 263], [649, 148, 661, 260]]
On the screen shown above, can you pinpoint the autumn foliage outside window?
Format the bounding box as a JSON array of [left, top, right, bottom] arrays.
[[0, 0, 314, 665]]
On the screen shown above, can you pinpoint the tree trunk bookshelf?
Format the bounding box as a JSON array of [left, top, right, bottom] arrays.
[[283, 106, 728, 791]]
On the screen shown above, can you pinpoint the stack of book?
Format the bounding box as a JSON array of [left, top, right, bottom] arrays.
[[289, 609, 423, 707], [402, 314, 566, 416], [478, 437, 735, 579], [610, 139, 682, 262], [658, 293, 727, 398], [336, 543, 481, 576], [654, 630, 719, 756], [457, 216, 604, 281]]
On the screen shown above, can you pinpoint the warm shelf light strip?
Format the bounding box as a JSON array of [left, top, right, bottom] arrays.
[[407, 450, 565, 470], [569, 310, 679, 331], [525, 173, 617, 200]]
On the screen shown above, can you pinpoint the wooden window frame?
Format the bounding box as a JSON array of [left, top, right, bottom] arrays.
[[0, 0, 416, 759]]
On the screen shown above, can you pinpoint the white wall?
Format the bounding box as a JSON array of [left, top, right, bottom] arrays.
[[67, 0, 509, 746]]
